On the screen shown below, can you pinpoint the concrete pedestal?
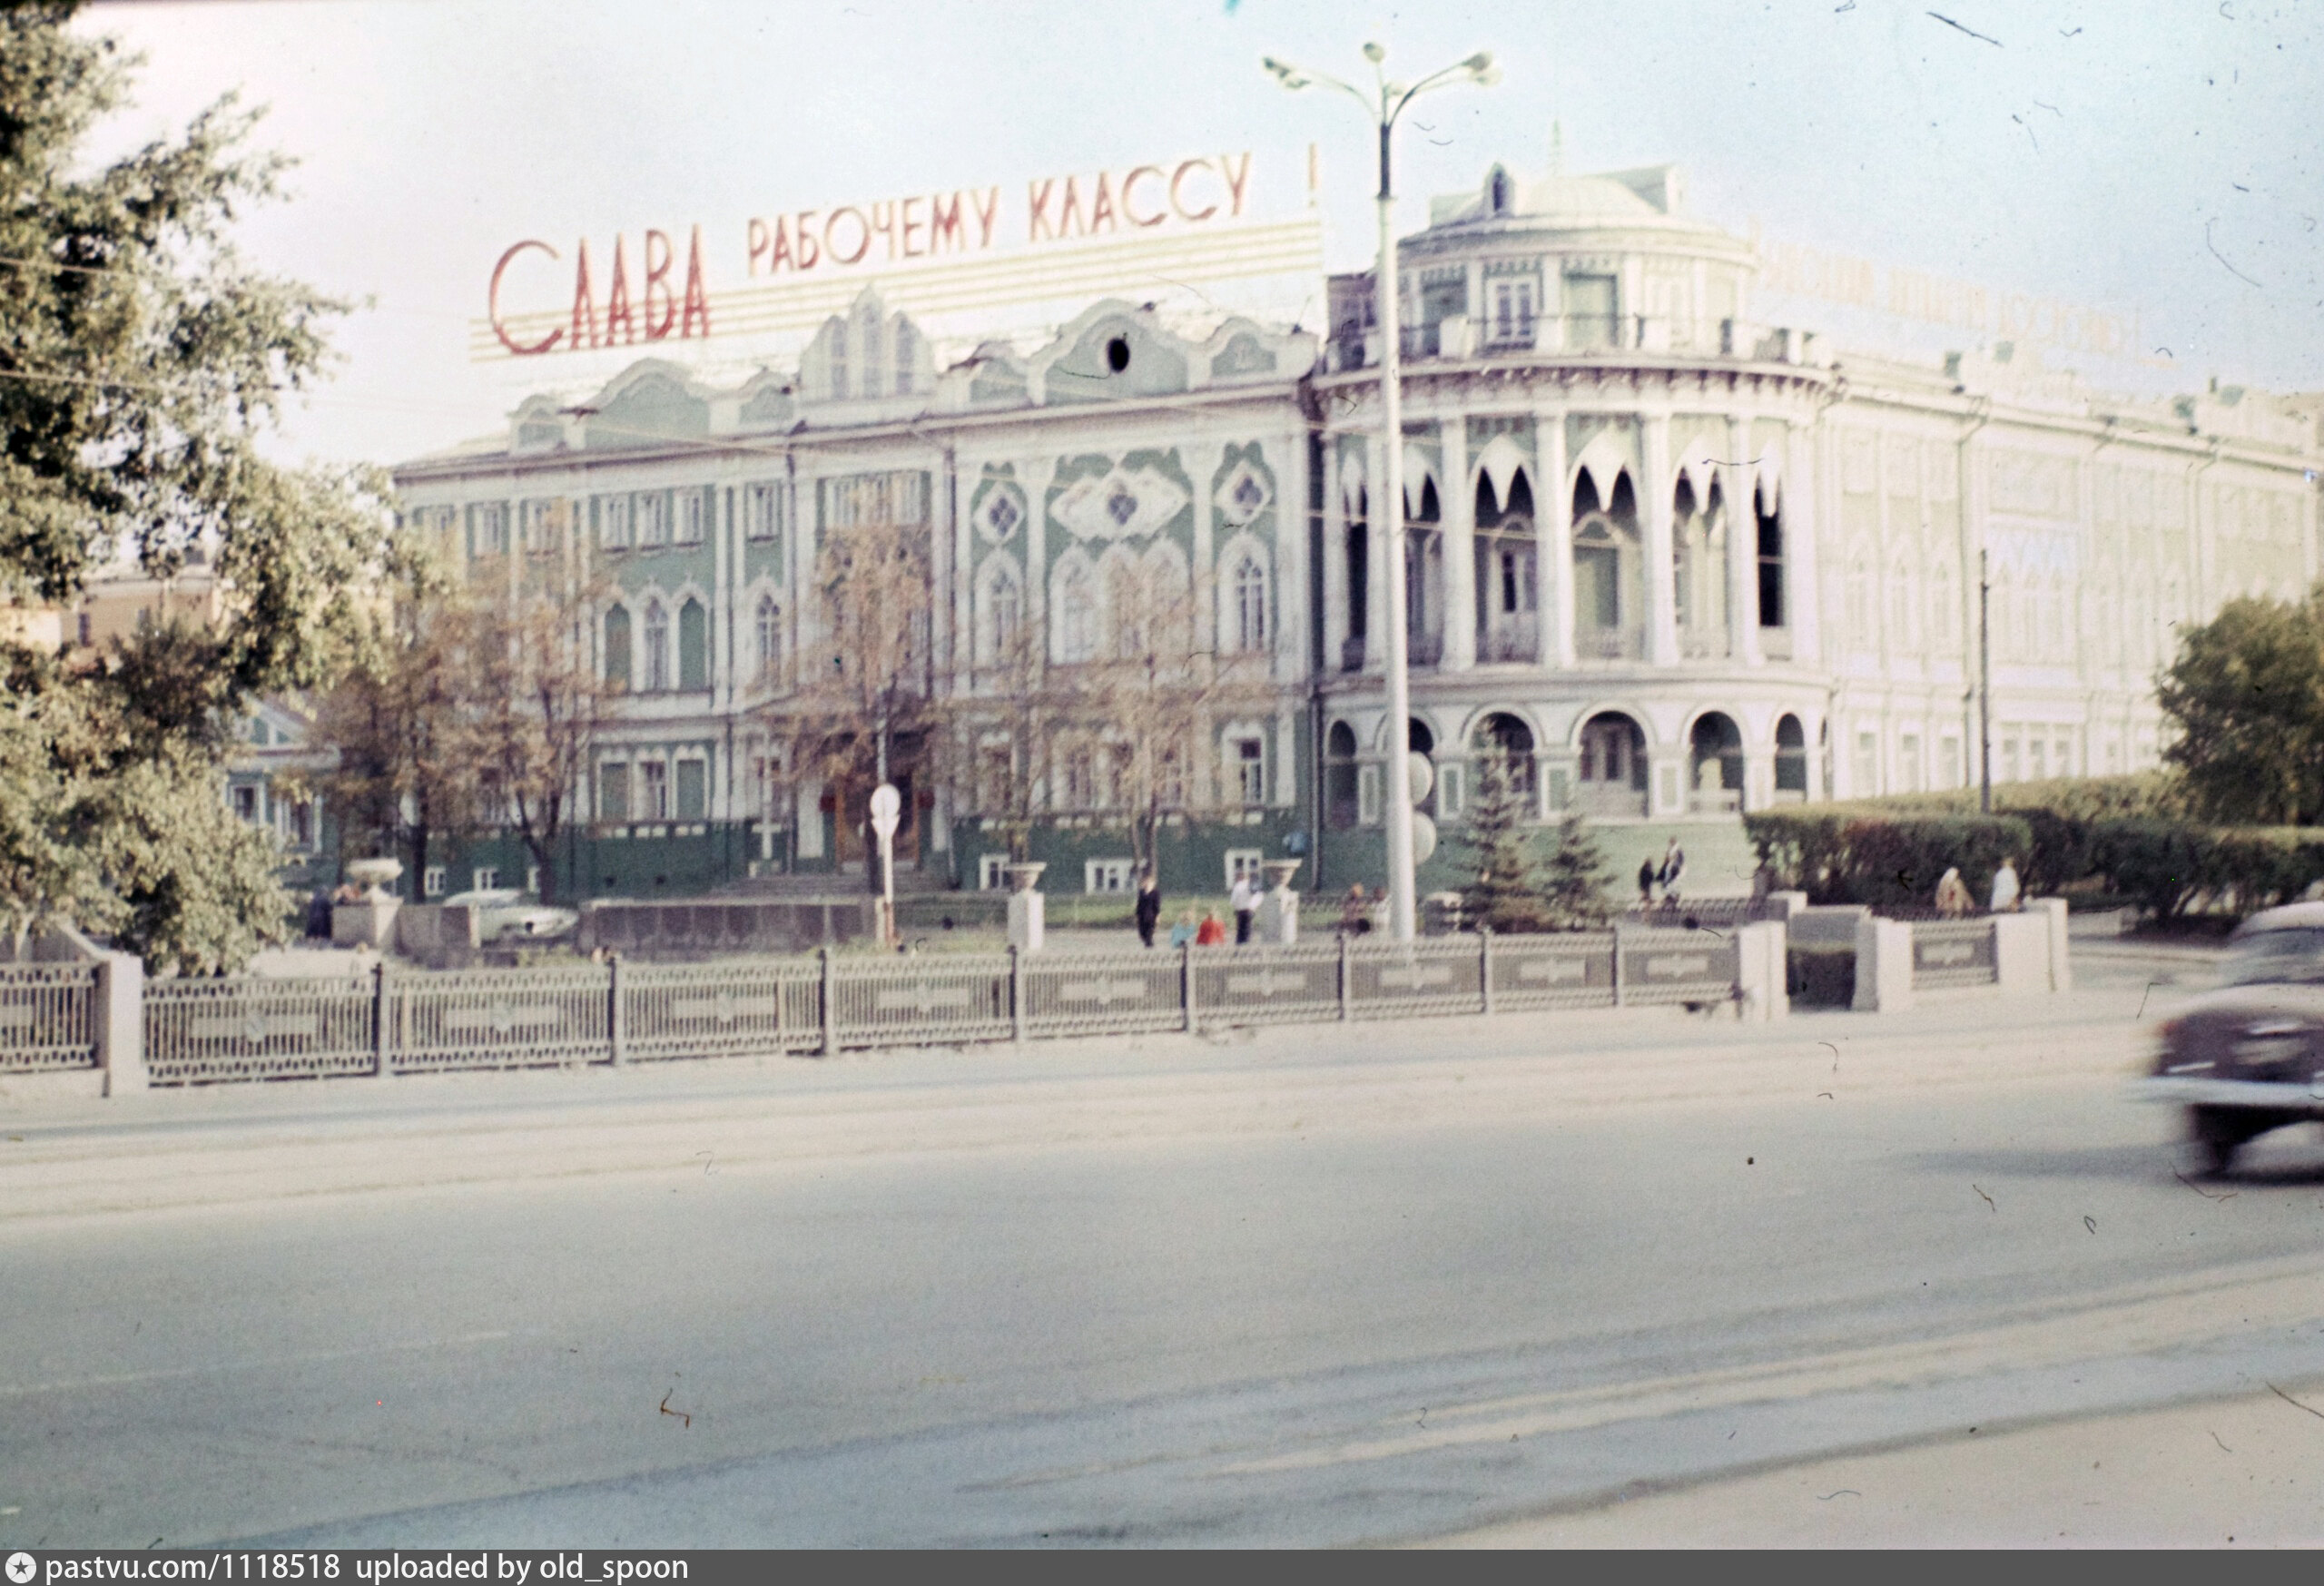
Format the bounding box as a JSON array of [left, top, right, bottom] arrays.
[[1255, 890, 1299, 945], [1852, 915, 1915, 1012], [1733, 920, 1789, 1021], [332, 897, 400, 951], [1994, 911, 2053, 995], [1007, 891, 1045, 954]]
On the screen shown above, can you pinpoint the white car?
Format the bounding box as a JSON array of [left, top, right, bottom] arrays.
[[439, 888, 579, 943]]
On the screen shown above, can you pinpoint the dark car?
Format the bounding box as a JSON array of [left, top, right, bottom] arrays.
[[2135, 902, 2324, 1174]]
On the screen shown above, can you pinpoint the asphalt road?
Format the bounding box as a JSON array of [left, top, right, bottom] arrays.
[[5, 946, 2323, 1548]]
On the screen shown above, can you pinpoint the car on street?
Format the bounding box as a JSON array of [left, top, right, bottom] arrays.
[[440, 888, 580, 944], [2136, 901, 2324, 1173]]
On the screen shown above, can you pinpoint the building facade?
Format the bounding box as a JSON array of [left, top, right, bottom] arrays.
[[389, 155, 2324, 904]]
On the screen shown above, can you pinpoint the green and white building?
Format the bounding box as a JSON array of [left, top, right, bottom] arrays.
[[387, 153, 2324, 905]]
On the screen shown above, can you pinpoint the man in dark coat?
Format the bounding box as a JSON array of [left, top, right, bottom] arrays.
[[1133, 866, 1163, 948]]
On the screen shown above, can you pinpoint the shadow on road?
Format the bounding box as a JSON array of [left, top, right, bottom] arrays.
[[1911, 1134, 2324, 1189]]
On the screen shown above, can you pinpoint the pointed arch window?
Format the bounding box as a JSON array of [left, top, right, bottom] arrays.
[[755, 595, 784, 683], [1057, 562, 1097, 663], [644, 599, 670, 692], [677, 597, 709, 690], [983, 564, 1021, 665], [603, 606, 632, 689], [1232, 554, 1268, 652]]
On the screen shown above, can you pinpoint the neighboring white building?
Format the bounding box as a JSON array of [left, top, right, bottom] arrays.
[[392, 152, 2324, 901]]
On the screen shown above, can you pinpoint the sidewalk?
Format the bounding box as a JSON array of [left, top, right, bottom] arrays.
[[1431, 1383, 2324, 1547]]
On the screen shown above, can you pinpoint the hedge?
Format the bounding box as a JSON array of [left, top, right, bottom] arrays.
[[1748, 776, 2324, 921], [1744, 810, 2032, 911]]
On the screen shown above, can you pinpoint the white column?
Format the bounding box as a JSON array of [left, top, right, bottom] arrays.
[[1725, 415, 1763, 665], [1322, 441, 1349, 671], [1642, 414, 1679, 665], [1442, 419, 1475, 670], [1787, 419, 1822, 665], [713, 483, 733, 708], [1273, 430, 1305, 688], [1364, 432, 1389, 675], [1539, 411, 1572, 666]]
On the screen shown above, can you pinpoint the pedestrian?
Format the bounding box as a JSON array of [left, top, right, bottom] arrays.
[[1934, 866, 1973, 918], [1168, 908, 1199, 950], [1133, 865, 1163, 948], [1657, 837, 1688, 902], [1636, 857, 1657, 909], [304, 889, 332, 940], [1748, 860, 1776, 911], [1989, 855, 2022, 913], [1195, 909, 1227, 947], [1340, 882, 1373, 937], [1229, 867, 1258, 945]]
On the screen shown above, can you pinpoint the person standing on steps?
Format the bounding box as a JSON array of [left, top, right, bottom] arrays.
[[1229, 867, 1258, 945], [1657, 837, 1688, 902], [1637, 857, 1658, 910], [1133, 865, 1163, 948]]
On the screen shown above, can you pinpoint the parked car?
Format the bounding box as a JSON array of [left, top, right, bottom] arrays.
[[439, 888, 580, 944], [2135, 902, 2324, 1174]]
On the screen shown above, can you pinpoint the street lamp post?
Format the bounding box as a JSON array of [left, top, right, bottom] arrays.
[[1265, 43, 1497, 942]]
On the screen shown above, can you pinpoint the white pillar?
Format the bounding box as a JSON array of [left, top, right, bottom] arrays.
[[1539, 412, 1572, 666], [1643, 414, 1679, 665], [1322, 442, 1349, 670], [1364, 433, 1390, 675], [1442, 420, 1475, 670], [1787, 419, 1822, 664], [1725, 415, 1763, 665]]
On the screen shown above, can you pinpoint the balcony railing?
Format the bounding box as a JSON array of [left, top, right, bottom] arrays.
[[1759, 626, 1794, 660], [1407, 632, 1445, 668], [1479, 621, 1539, 664], [1679, 630, 1729, 661], [1340, 635, 1368, 673], [1571, 782, 1649, 820], [1579, 627, 1647, 662]]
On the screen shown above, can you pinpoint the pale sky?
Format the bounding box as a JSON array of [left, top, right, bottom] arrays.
[[78, 0, 2324, 468]]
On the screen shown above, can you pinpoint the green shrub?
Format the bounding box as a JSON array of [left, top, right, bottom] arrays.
[[1746, 810, 2031, 910], [2090, 819, 2324, 921]]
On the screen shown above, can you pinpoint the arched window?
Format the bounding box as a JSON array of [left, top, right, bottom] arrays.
[[644, 599, 670, 692], [984, 565, 1021, 665], [1756, 488, 1786, 628], [1929, 561, 1955, 650], [1846, 557, 1873, 638], [857, 304, 882, 400], [1324, 720, 1359, 829], [1101, 550, 1145, 660], [603, 606, 632, 689], [1472, 711, 1536, 797], [755, 595, 783, 682], [893, 318, 916, 396], [1057, 562, 1096, 662], [1775, 714, 1809, 795], [1233, 554, 1267, 652], [678, 597, 709, 691], [828, 319, 849, 400]]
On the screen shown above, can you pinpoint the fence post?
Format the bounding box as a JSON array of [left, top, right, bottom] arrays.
[[1480, 926, 1494, 1015], [820, 945, 837, 1057], [1182, 940, 1196, 1032], [1610, 921, 1625, 1008], [1009, 944, 1026, 1043], [1337, 932, 1352, 1021], [372, 960, 390, 1077], [608, 954, 625, 1066], [95, 953, 146, 1096]]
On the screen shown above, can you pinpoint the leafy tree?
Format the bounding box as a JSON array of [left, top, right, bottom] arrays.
[[1460, 752, 1552, 932], [0, 4, 386, 969], [2156, 592, 2324, 825], [1539, 813, 1615, 930], [304, 530, 475, 892], [461, 550, 617, 907]]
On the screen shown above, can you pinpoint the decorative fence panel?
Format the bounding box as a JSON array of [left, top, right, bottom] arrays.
[[1910, 918, 2000, 990], [124, 927, 1755, 1089], [830, 954, 1013, 1049], [1489, 933, 1619, 1012], [1196, 943, 1344, 1028], [622, 960, 823, 1060], [145, 975, 377, 1085], [393, 967, 612, 1073], [1615, 927, 1743, 1008], [1024, 951, 1187, 1039], [1346, 939, 1489, 1020], [0, 965, 101, 1073]]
